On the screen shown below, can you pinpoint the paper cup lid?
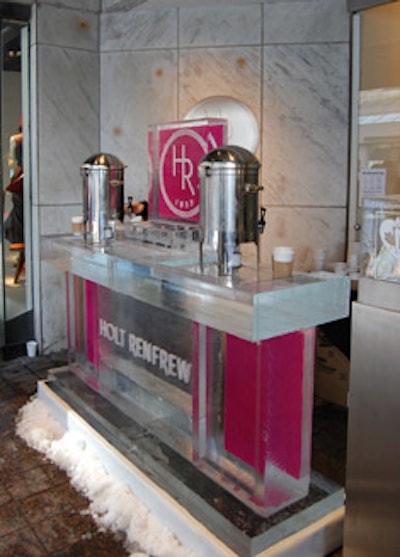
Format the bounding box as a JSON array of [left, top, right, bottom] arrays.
[[272, 246, 294, 262]]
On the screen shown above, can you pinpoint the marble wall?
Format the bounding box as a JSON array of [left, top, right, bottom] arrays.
[[100, 0, 351, 271], [34, 0, 350, 351], [32, 1, 100, 351]]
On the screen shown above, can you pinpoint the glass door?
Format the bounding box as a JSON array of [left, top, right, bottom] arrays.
[[0, 4, 32, 356], [348, 2, 400, 245]]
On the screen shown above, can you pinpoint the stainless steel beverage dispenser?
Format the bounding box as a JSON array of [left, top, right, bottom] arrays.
[[81, 153, 125, 245], [199, 145, 264, 275]]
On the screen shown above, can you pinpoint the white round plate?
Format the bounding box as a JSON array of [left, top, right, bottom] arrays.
[[184, 96, 259, 153]]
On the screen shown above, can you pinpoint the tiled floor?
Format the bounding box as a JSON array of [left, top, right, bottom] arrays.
[[0, 351, 130, 556], [0, 351, 345, 556]]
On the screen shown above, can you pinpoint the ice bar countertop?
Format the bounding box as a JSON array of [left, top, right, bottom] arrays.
[[48, 236, 350, 342]]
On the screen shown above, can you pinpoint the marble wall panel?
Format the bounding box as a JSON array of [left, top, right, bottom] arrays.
[[32, 202, 42, 350], [30, 3, 37, 46], [30, 36, 39, 204], [36, 3, 99, 50], [40, 259, 68, 353], [256, 206, 347, 270], [33, 3, 100, 351], [102, 0, 139, 12], [44, 0, 100, 12], [39, 205, 83, 236], [37, 45, 100, 208], [101, 7, 177, 51], [179, 4, 262, 47], [264, 0, 350, 44], [178, 46, 261, 154], [100, 50, 178, 198], [262, 43, 349, 207]]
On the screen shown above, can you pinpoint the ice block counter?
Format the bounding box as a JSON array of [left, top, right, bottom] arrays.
[[44, 134, 350, 557], [46, 237, 349, 555]]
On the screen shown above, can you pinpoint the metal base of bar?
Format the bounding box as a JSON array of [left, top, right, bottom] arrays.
[[37, 367, 344, 557]]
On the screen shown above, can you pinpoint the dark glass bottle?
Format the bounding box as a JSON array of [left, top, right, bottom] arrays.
[[127, 196, 133, 215]]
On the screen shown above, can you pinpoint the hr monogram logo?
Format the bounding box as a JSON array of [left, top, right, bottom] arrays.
[[157, 122, 226, 221]]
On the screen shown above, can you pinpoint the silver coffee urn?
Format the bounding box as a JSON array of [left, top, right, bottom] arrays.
[[81, 153, 125, 245], [199, 145, 265, 276]]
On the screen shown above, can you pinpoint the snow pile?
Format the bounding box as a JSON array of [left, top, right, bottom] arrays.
[[16, 397, 198, 557]]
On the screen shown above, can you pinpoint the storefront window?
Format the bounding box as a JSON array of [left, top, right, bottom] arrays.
[[0, 4, 32, 352], [348, 1, 400, 242]]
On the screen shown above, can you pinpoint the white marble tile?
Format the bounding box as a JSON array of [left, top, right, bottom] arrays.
[[100, 50, 178, 199], [263, 0, 350, 44], [30, 4, 37, 47], [40, 259, 68, 352], [255, 206, 347, 271], [44, 0, 100, 12], [102, 0, 141, 11], [39, 205, 84, 236], [101, 7, 177, 50], [262, 43, 349, 207], [36, 4, 99, 50], [30, 203, 40, 279], [30, 44, 39, 207], [179, 46, 261, 154], [179, 4, 262, 47], [37, 45, 100, 205]]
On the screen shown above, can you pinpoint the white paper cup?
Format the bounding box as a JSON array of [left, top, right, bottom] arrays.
[[347, 253, 359, 270], [313, 248, 326, 271], [71, 215, 84, 236], [334, 262, 347, 276], [272, 247, 294, 279], [26, 340, 38, 358]]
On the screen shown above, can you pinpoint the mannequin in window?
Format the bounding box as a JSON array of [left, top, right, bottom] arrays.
[[5, 130, 24, 244]]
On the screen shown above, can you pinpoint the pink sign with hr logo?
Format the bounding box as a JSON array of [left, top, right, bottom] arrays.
[[149, 120, 226, 222]]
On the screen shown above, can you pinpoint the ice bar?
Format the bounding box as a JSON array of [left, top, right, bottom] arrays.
[[50, 234, 350, 518]]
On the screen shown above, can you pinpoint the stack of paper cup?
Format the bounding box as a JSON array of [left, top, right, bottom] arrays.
[[272, 246, 295, 279], [313, 248, 326, 271], [26, 340, 38, 358]]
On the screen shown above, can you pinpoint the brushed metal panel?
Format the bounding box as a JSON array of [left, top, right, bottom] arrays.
[[344, 301, 400, 556], [358, 278, 400, 312]]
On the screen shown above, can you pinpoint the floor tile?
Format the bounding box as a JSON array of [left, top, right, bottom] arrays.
[[0, 501, 28, 537], [0, 394, 29, 413], [4, 464, 54, 499], [51, 530, 130, 556], [54, 481, 92, 511], [0, 484, 12, 506], [18, 484, 77, 524], [31, 509, 99, 553], [0, 441, 45, 477], [0, 411, 17, 437], [0, 377, 31, 393], [0, 526, 47, 556], [40, 457, 70, 486]]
